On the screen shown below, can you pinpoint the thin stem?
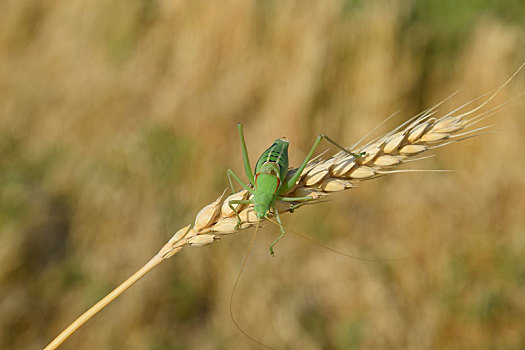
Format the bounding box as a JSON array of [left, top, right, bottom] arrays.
[[44, 254, 165, 350]]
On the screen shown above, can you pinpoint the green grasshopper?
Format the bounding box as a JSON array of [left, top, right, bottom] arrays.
[[227, 123, 363, 256]]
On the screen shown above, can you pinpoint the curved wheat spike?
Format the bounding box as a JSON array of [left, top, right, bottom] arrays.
[[44, 63, 524, 350]]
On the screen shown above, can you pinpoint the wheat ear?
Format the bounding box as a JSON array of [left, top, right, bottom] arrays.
[[44, 63, 523, 350]]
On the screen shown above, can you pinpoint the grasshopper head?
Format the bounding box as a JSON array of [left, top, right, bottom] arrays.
[[254, 201, 271, 220], [254, 192, 272, 220]]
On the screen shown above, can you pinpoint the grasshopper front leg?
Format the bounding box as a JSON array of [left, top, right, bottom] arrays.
[[227, 169, 254, 230], [269, 205, 286, 257], [228, 199, 253, 231]]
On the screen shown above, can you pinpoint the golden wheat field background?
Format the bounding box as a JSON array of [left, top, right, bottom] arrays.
[[1, 1, 525, 349]]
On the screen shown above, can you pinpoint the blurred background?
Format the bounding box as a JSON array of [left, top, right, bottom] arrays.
[[1, 0, 524, 349]]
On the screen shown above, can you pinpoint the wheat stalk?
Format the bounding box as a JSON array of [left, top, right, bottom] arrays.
[[43, 64, 523, 350]]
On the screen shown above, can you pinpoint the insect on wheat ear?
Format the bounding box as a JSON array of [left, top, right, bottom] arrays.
[[42, 63, 525, 350], [226, 122, 365, 256]]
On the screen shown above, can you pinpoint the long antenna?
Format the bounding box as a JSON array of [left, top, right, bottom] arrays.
[[229, 221, 274, 350], [266, 217, 406, 262]]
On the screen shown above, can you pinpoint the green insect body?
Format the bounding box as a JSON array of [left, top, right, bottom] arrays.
[[252, 139, 289, 219], [227, 123, 362, 256]]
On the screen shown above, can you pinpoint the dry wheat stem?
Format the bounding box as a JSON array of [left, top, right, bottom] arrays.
[[43, 255, 164, 350], [44, 64, 523, 349]]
